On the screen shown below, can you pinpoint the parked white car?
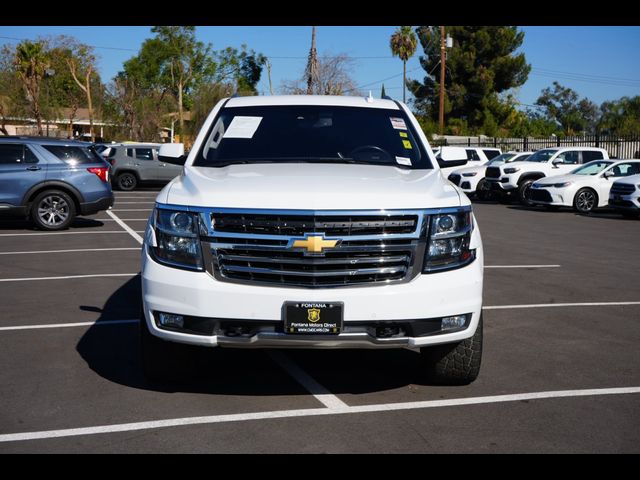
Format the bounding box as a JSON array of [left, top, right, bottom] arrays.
[[434, 146, 502, 177], [485, 147, 609, 205], [141, 95, 484, 385], [529, 160, 640, 213], [609, 173, 640, 218], [449, 151, 532, 199]]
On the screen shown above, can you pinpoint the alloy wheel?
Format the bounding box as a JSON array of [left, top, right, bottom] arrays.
[[37, 195, 69, 226]]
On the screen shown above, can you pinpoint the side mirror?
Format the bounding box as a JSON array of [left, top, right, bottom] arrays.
[[551, 158, 563, 167], [437, 146, 468, 168], [602, 170, 615, 179], [158, 143, 186, 165]]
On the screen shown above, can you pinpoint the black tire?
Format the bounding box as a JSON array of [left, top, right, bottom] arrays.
[[116, 172, 138, 191], [475, 178, 492, 201], [518, 179, 536, 206], [573, 188, 598, 214], [139, 312, 200, 383], [420, 315, 483, 385], [30, 189, 76, 231]]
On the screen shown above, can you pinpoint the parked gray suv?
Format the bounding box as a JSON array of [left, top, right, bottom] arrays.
[[0, 136, 113, 230], [102, 143, 183, 191]]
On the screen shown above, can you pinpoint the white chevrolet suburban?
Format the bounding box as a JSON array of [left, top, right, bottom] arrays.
[[141, 95, 484, 384], [609, 173, 640, 218], [485, 146, 609, 205]]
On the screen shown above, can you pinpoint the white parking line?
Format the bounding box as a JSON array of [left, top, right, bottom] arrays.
[[107, 210, 144, 244], [0, 319, 138, 331], [110, 209, 153, 212], [92, 219, 149, 222], [114, 202, 156, 204], [484, 301, 640, 310], [485, 265, 561, 269], [0, 247, 140, 255], [0, 386, 638, 443], [0, 231, 144, 237], [268, 351, 349, 409], [0, 273, 138, 283]]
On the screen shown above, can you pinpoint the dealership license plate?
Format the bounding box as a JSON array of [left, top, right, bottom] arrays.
[[283, 302, 344, 335]]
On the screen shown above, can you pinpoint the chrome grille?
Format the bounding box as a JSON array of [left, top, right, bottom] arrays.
[[201, 209, 426, 288], [611, 183, 636, 195]]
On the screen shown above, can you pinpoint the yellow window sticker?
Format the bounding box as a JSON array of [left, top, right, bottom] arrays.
[[402, 139, 413, 149], [399, 132, 408, 138]]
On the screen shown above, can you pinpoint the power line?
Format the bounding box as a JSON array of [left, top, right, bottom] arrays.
[[0, 35, 138, 52]]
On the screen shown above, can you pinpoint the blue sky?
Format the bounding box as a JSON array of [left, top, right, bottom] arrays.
[[1, 26, 639, 108]]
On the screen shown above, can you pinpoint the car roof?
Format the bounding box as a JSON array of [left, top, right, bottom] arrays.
[[225, 94, 400, 110], [0, 136, 93, 146], [536, 146, 608, 152]]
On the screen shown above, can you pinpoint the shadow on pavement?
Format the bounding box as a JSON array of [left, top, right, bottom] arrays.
[[76, 274, 434, 396], [0, 216, 106, 231]]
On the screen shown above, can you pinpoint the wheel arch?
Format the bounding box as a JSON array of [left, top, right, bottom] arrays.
[[23, 181, 83, 214]]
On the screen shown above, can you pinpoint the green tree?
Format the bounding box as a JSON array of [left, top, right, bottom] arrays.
[[214, 45, 266, 94], [535, 82, 599, 135], [390, 26, 418, 103], [409, 26, 530, 134], [598, 96, 640, 136], [150, 26, 216, 133], [12, 40, 50, 135], [0, 46, 28, 135]]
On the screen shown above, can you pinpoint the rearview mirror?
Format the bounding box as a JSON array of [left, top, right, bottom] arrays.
[[159, 143, 186, 165]]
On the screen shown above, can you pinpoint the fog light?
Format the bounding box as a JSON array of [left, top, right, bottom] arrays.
[[158, 312, 184, 329], [441, 315, 467, 331]]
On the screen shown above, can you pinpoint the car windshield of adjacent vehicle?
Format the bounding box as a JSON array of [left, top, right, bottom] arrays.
[[572, 161, 613, 175], [526, 149, 558, 162], [487, 153, 516, 165], [194, 105, 432, 169]]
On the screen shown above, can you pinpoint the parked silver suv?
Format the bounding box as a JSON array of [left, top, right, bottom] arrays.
[[103, 143, 183, 191]]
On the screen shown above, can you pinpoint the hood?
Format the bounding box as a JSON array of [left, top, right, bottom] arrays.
[[534, 173, 576, 185], [499, 160, 540, 172], [160, 163, 462, 210], [453, 164, 487, 175]]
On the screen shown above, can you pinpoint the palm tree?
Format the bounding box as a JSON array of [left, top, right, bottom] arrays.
[[14, 41, 49, 135], [389, 26, 418, 103]]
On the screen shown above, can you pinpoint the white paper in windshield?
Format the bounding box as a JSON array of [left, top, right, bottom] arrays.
[[390, 117, 407, 130], [223, 116, 263, 138], [395, 156, 412, 166]]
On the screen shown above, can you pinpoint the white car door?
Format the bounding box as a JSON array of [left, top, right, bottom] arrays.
[[551, 150, 581, 174], [600, 162, 640, 205]]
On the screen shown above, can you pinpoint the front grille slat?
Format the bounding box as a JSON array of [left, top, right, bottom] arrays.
[[205, 211, 423, 288], [221, 264, 408, 278], [219, 253, 410, 266]]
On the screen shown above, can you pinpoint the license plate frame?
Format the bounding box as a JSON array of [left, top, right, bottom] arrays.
[[283, 302, 344, 335]]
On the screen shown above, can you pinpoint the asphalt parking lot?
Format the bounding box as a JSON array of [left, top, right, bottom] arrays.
[[0, 190, 639, 453]]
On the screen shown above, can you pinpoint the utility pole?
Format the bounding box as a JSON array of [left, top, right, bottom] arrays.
[[439, 26, 446, 135], [265, 59, 274, 95], [305, 26, 319, 95]]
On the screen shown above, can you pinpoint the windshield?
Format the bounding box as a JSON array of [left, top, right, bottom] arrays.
[[487, 153, 516, 165], [526, 149, 557, 163], [194, 105, 432, 169], [572, 161, 613, 175]]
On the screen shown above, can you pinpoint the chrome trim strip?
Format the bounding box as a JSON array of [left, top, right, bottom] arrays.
[[216, 331, 409, 348], [220, 264, 407, 277], [218, 253, 410, 265]]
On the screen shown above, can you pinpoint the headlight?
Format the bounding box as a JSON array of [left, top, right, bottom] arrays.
[[552, 182, 572, 188], [504, 167, 519, 174], [462, 172, 478, 177], [149, 207, 204, 271], [423, 209, 475, 273]]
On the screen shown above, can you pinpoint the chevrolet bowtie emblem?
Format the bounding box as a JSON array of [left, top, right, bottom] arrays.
[[290, 235, 339, 254]]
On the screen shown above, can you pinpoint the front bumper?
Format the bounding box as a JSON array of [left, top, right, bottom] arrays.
[[487, 177, 517, 192], [609, 193, 640, 211], [141, 241, 484, 349]]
